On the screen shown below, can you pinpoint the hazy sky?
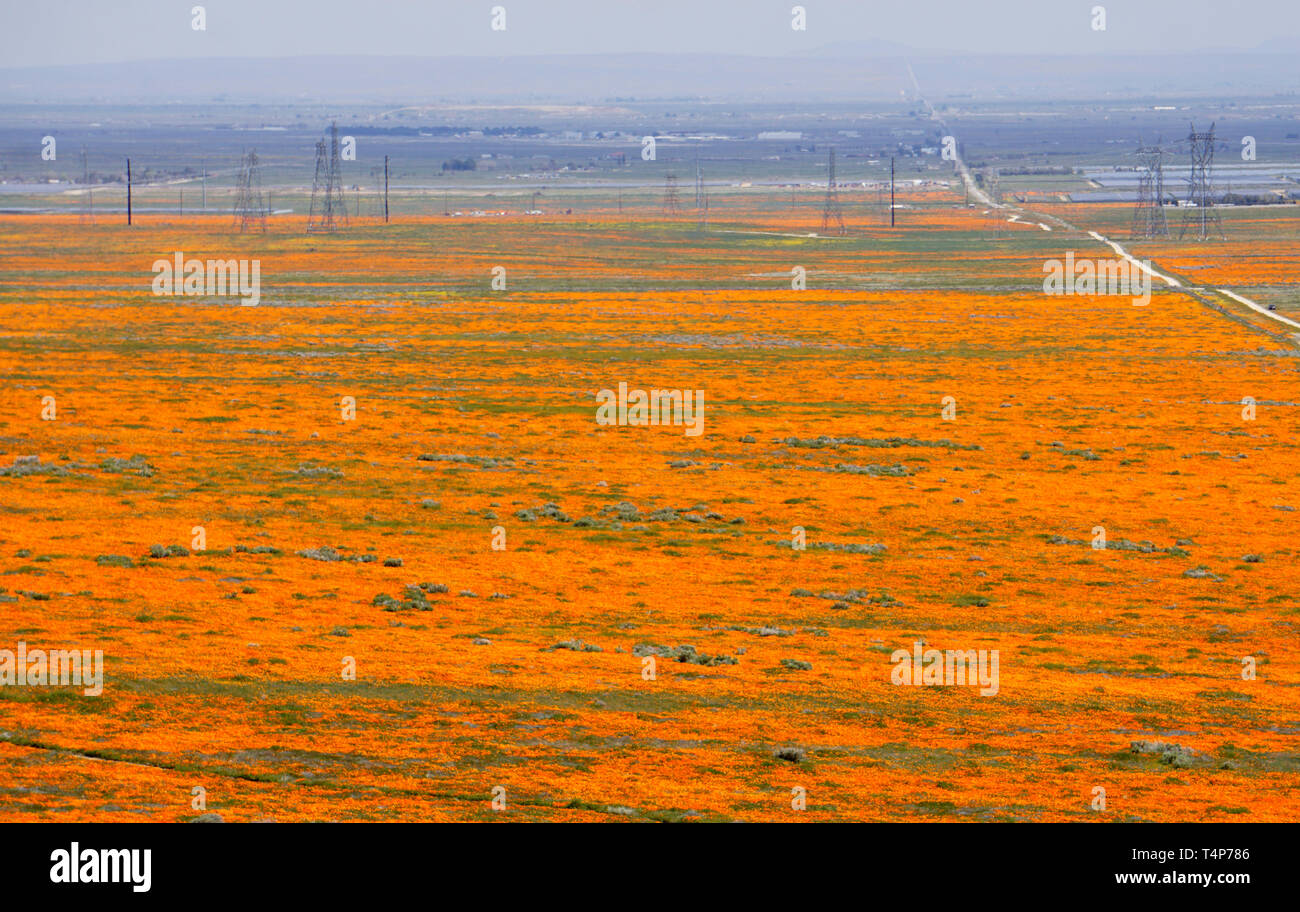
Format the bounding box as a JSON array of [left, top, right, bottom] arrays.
[[3, 0, 1295, 68]]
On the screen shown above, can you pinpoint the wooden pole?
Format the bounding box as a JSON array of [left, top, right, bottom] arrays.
[[126, 158, 132, 225], [384, 155, 390, 223]]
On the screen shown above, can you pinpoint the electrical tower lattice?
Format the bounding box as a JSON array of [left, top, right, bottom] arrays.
[[78, 147, 94, 226], [1130, 140, 1169, 239], [1179, 123, 1224, 241], [662, 173, 681, 215], [982, 169, 1003, 238], [308, 122, 348, 232], [233, 149, 267, 233], [821, 148, 845, 235]]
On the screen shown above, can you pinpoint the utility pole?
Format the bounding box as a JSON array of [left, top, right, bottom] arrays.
[[384, 155, 390, 223], [126, 158, 132, 225], [202, 160, 207, 211]]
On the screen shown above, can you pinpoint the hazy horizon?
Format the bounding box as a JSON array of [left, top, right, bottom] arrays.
[[3, 0, 1298, 69]]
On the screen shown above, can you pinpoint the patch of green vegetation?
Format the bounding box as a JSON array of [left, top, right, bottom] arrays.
[[95, 554, 135, 568]]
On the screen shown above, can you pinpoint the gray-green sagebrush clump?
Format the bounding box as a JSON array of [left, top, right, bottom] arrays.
[[634, 644, 738, 666], [374, 582, 449, 611]]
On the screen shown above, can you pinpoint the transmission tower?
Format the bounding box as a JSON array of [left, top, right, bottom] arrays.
[[1130, 139, 1169, 239], [308, 122, 348, 232], [308, 140, 333, 230], [821, 147, 845, 235], [78, 147, 94, 226], [368, 164, 386, 217], [1179, 122, 1224, 241], [890, 155, 895, 227], [662, 172, 681, 215], [694, 155, 704, 210], [982, 169, 1002, 238], [233, 149, 267, 233]]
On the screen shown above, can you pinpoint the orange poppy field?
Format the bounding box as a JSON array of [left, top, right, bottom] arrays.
[[0, 194, 1297, 822]]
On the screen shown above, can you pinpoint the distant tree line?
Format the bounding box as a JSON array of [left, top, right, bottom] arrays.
[[1220, 192, 1282, 206], [344, 125, 541, 136], [995, 167, 1074, 176]]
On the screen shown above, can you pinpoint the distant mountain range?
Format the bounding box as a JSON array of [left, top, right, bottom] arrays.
[[803, 37, 1300, 58], [3, 47, 1298, 105]]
